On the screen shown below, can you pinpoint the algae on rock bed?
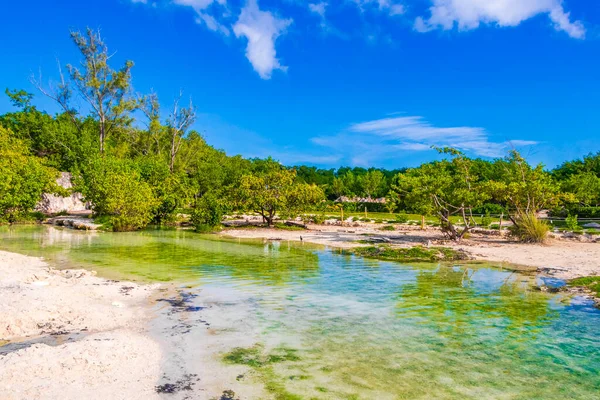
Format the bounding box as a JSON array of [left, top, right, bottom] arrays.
[[347, 245, 469, 263]]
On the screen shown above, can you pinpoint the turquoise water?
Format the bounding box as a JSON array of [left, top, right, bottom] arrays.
[[1, 226, 599, 399]]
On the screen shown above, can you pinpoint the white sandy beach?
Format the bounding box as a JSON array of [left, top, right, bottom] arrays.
[[0, 250, 162, 400]]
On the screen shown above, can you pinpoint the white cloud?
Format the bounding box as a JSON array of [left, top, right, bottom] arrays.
[[233, 0, 292, 79], [195, 12, 231, 35], [353, 0, 406, 16], [173, 0, 220, 8], [309, 2, 327, 18], [312, 115, 538, 165], [415, 0, 585, 39], [389, 4, 406, 16], [172, 0, 231, 34]]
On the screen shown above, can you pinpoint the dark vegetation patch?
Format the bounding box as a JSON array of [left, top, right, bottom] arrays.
[[155, 373, 198, 394], [347, 245, 470, 263], [222, 345, 304, 400], [223, 345, 300, 368], [157, 291, 204, 314], [210, 390, 239, 400]]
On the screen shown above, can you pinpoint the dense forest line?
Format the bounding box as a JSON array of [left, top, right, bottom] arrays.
[[1, 29, 599, 242]]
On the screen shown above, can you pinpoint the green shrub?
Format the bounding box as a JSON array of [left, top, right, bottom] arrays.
[[480, 213, 492, 228], [190, 193, 224, 232], [0, 126, 59, 222], [565, 214, 579, 231], [380, 225, 395, 231], [395, 214, 409, 223], [472, 203, 506, 215], [78, 157, 158, 231], [274, 222, 306, 231], [509, 213, 549, 243], [312, 213, 326, 224], [138, 157, 184, 225]]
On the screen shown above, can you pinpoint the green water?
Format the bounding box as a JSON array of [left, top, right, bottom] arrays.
[[1, 225, 599, 399]]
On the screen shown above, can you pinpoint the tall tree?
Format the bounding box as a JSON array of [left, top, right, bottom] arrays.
[[34, 28, 136, 153], [167, 92, 196, 173], [390, 147, 489, 241], [362, 170, 385, 198], [488, 151, 559, 222], [237, 160, 324, 226]]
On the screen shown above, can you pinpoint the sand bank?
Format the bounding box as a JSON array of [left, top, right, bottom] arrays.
[[0, 251, 162, 399]]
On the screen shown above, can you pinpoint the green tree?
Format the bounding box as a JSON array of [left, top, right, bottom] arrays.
[[137, 157, 186, 224], [331, 177, 346, 198], [488, 151, 559, 221], [361, 170, 385, 198], [1, 90, 98, 171], [190, 193, 225, 232], [237, 160, 324, 226], [0, 126, 59, 222], [390, 148, 489, 240], [561, 172, 600, 206], [486, 151, 557, 242], [77, 157, 158, 231], [34, 28, 136, 154]]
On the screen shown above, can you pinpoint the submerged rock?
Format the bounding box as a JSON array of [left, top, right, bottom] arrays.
[[45, 216, 100, 230]]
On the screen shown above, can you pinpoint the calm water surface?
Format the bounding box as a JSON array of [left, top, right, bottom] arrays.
[[1, 226, 599, 399]]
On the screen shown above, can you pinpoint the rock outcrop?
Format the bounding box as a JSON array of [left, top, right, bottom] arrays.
[[35, 172, 88, 214]]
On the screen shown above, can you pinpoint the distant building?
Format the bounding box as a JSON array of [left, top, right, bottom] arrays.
[[335, 196, 386, 204]]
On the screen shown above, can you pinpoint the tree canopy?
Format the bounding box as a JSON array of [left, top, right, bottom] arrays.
[[1, 27, 599, 237]]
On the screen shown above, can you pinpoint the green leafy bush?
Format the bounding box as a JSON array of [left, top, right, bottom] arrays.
[[395, 214, 409, 223], [0, 126, 59, 222], [78, 157, 158, 231], [380, 225, 396, 231], [480, 213, 492, 228], [190, 194, 224, 232], [312, 213, 326, 224], [138, 157, 185, 225], [565, 214, 579, 231], [509, 213, 549, 243]]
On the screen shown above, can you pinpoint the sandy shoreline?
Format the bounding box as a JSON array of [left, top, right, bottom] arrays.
[[0, 250, 162, 400], [221, 223, 600, 279]]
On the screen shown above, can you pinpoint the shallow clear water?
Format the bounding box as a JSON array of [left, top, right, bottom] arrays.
[[1, 226, 599, 399]]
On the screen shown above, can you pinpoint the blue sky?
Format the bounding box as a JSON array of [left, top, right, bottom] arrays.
[[1, 0, 599, 169]]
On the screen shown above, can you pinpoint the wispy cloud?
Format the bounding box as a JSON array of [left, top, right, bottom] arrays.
[[309, 2, 327, 18], [173, 0, 231, 35], [233, 0, 293, 79], [312, 115, 538, 165], [353, 0, 406, 16], [415, 0, 585, 39]]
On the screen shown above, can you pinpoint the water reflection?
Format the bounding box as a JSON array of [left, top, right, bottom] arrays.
[[1, 226, 599, 399]]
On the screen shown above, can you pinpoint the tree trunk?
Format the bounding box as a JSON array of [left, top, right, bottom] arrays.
[[99, 121, 105, 154], [170, 134, 176, 173], [265, 215, 274, 227]]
